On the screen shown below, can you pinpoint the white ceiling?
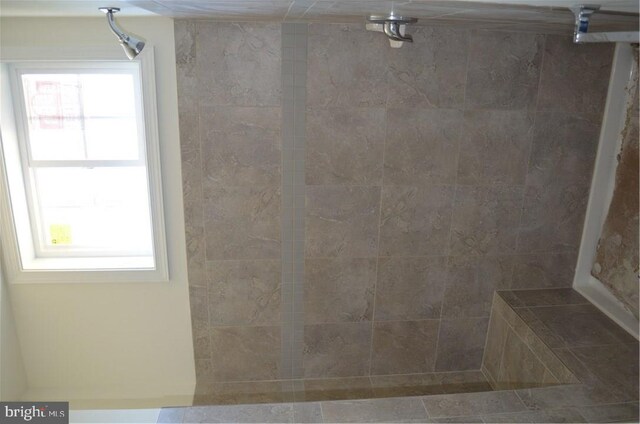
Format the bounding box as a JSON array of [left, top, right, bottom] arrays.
[[0, 0, 637, 31]]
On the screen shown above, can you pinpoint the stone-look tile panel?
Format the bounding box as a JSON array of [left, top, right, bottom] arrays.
[[465, 31, 543, 110], [190, 286, 210, 360], [371, 320, 439, 375], [487, 291, 584, 388], [515, 384, 628, 410], [435, 317, 489, 371], [384, 108, 462, 186], [379, 185, 455, 257], [510, 253, 578, 289], [201, 107, 281, 187], [481, 407, 587, 423], [374, 257, 448, 321], [431, 416, 484, 423], [507, 287, 589, 308], [498, 328, 548, 389], [208, 326, 281, 382], [386, 26, 469, 109], [320, 397, 429, 423], [179, 107, 206, 288], [449, 185, 524, 256], [307, 24, 389, 107], [193, 380, 295, 406], [369, 371, 491, 398], [527, 112, 601, 188], [292, 402, 324, 423], [578, 402, 640, 423], [457, 110, 534, 185], [552, 347, 611, 389], [306, 108, 385, 185], [304, 258, 376, 324], [207, 260, 281, 326], [174, 19, 196, 65], [483, 308, 509, 381], [517, 183, 590, 253], [303, 322, 372, 378], [537, 36, 613, 115], [423, 390, 527, 418], [176, 61, 198, 112], [183, 403, 293, 423], [530, 304, 632, 347], [569, 343, 639, 397], [305, 186, 380, 258], [196, 22, 281, 107], [295, 377, 373, 402], [204, 186, 281, 260], [442, 256, 512, 319]]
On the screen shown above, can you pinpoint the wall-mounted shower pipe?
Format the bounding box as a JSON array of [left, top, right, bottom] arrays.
[[99, 7, 145, 59], [571, 4, 640, 43], [366, 15, 418, 47]]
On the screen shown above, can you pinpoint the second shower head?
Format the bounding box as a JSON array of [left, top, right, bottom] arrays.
[[366, 14, 418, 47]]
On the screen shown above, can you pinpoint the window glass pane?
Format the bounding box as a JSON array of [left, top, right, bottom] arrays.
[[34, 167, 153, 255], [21, 72, 140, 161]]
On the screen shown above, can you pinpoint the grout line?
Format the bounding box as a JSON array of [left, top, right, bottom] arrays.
[[317, 400, 325, 423], [431, 27, 473, 372], [479, 293, 497, 376], [191, 21, 213, 366], [420, 397, 431, 419], [513, 33, 546, 258], [365, 47, 391, 376]]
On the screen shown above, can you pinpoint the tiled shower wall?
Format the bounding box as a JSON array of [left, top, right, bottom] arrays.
[[175, 20, 613, 383]]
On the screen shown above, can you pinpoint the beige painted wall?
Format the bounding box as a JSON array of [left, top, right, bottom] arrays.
[[0, 261, 27, 401], [0, 17, 195, 408]]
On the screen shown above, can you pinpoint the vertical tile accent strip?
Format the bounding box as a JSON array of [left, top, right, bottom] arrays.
[[281, 22, 308, 379]]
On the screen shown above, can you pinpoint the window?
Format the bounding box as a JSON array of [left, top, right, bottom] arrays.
[[0, 57, 168, 283]]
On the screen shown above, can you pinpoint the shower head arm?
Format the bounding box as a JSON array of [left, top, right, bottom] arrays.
[[99, 6, 145, 60], [383, 21, 413, 42], [100, 7, 128, 43]]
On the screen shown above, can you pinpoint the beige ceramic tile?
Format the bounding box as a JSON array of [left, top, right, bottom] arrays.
[[304, 257, 376, 324], [307, 24, 389, 107], [379, 185, 455, 257], [374, 256, 448, 321], [435, 317, 489, 371], [449, 185, 524, 256], [305, 186, 380, 258], [306, 107, 385, 185], [511, 253, 578, 289], [370, 320, 439, 374], [527, 112, 601, 188], [196, 22, 281, 107], [384, 108, 462, 186], [537, 36, 613, 115], [386, 26, 469, 109], [517, 183, 590, 254], [207, 260, 281, 326], [465, 31, 543, 110], [208, 326, 281, 381], [204, 186, 281, 260], [442, 255, 513, 319], [201, 106, 281, 187], [457, 110, 534, 186], [303, 322, 372, 378]]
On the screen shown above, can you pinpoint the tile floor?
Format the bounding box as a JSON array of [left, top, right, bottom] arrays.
[[158, 289, 639, 423]]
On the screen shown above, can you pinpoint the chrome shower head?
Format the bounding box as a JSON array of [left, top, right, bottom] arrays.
[[366, 14, 418, 47], [99, 7, 145, 60]]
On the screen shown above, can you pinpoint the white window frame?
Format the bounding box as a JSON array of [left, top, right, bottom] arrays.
[[0, 47, 169, 284]]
